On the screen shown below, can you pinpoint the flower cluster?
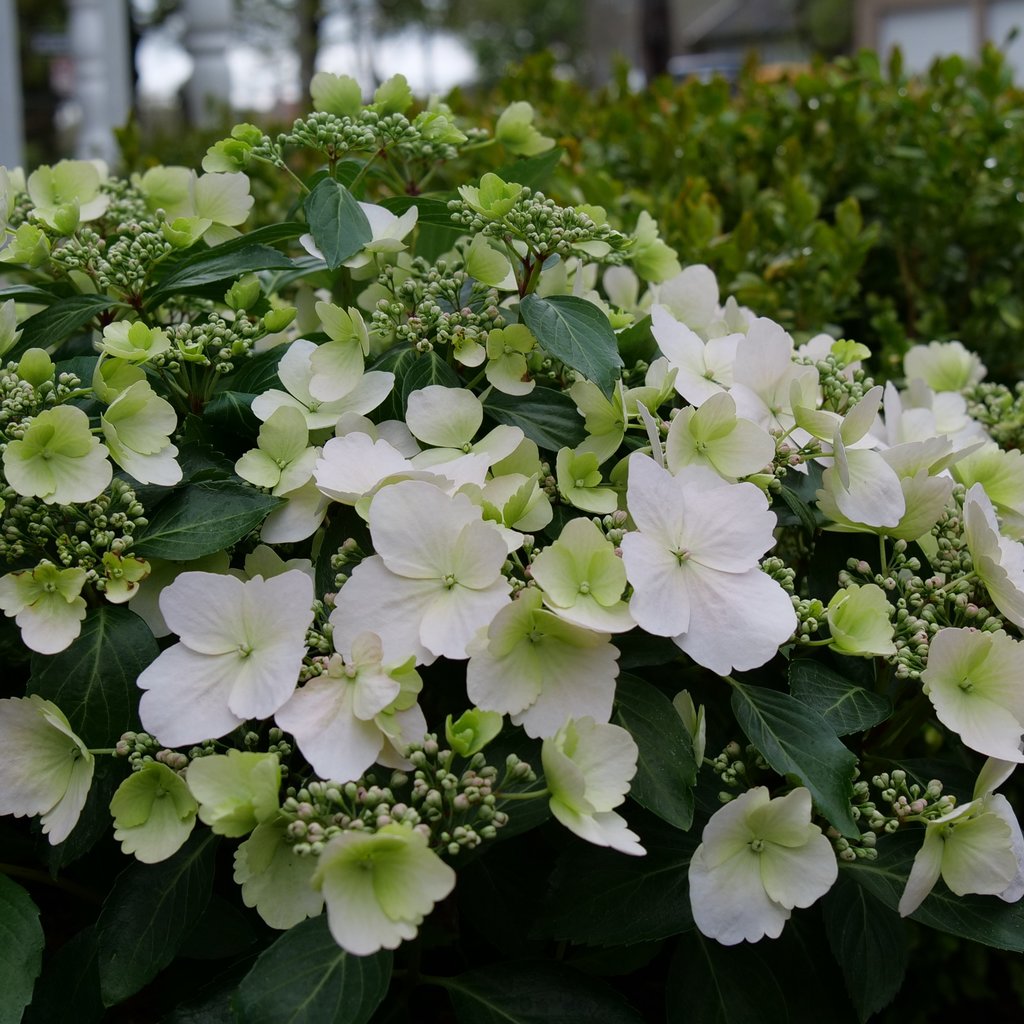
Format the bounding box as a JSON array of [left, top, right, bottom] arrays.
[[1, 74, 1023, 1023]]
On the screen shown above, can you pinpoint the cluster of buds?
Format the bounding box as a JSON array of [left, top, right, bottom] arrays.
[[853, 770, 955, 838], [965, 379, 1024, 451], [711, 739, 769, 795], [115, 730, 189, 774], [0, 362, 84, 437], [809, 347, 875, 413], [276, 736, 535, 860]]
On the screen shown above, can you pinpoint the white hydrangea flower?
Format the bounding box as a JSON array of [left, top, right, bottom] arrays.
[[621, 453, 796, 675], [963, 483, 1024, 629], [330, 480, 511, 665], [899, 758, 1024, 917], [313, 823, 455, 955], [542, 716, 644, 856], [921, 628, 1024, 762], [466, 589, 619, 738], [0, 695, 94, 845], [689, 787, 837, 945], [651, 303, 739, 407], [137, 570, 315, 746], [275, 631, 426, 783]]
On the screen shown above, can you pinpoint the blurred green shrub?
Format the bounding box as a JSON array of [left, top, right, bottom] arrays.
[[447, 45, 1024, 380]]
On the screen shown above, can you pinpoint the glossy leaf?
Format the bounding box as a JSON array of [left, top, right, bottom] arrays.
[[10, 294, 120, 359], [520, 293, 622, 396], [134, 480, 283, 560], [483, 386, 587, 451], [303, 177, 373, 269], [235, 915, 391, 1024], [534, 817, 698, 946], [28, 605, 155, 746], [789, 660, 891, 737], [442, 961, 645, 1024], [730, 679, 859, 836], [0, 875, 44, 1024], [822, 874, 908, 1023], [612, 674, 696, 830], [95, 831, 217, 1006]]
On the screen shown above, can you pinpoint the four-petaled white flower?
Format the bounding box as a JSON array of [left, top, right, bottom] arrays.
[[137, 570, 315, 747], [688, 786, 837, 945], [330, 480, 511, 665], [621, 453, 796, 675]]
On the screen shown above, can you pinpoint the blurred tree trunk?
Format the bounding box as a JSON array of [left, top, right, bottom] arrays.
[[295, 0, 321, 104], [641, 0, 672, 80]]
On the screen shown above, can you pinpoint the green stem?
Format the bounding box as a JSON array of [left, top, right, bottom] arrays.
[[879, 535, 889, 577], [496, 787, 550, 801]]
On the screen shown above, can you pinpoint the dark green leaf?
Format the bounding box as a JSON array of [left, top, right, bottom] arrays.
[[28, 605, 155, 746], [666, 932, 790, 1024], [379, 194, 462, 233], [303, 178, 373, 269], [520, 293, 622, 396], [181, 895, 256, 960], [95, 831, 217, 1006], [10, 294, 120, 358], [371, 346, 461, 419], [789, 660, 892, 737], [23, 927, 103, 1024], [203, 390, 260, 435], [134, 480, 283, 560], [613, 674, 696, 830], [822, 874, 908, 1023], [497, 147, 565, 190], [482, 386, 586, 451], [0, 285, 58, 304], [843, 830, 1024, 951], [535, 818, 698, 946], [235, 915, 391, 1024], [216, 347, 285, 395], [730, 679, 859, 836], [0, 875, 44, 1024], [149, 245, 295, 300], [441, 961, 644, 1024], [773, 483, 820, 533], [614, 315, 656, 364], [46, 758, 123, 871]]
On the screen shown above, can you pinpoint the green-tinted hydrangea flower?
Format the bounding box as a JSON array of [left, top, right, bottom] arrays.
[[186, 750, 281, 838], [3, 405, 111, 504], [0, 562, 88, 654], [110, 761, 197, 863]]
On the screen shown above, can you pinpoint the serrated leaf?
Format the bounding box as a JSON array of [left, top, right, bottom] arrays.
[[441, 961, 645, 1024], [303, 178, 373, 269], [235, 915, 391, 1024], [789, 660, 892, 737], [134, 480, 283, 559], [149, 244, 294, 301], [729, 679, 859, 836], [96, 831, 218, 1005], [534, 817, 698, 946], [843, 830, 1024, 951], [0, 875, 44, 1024], [666, 932, 790, 1024], [28, 605, 155, 746], [203, 390, 260, 435], [613, 674, 696, 830], [22, 927, 103, 1024], [520, 293, 623, 396], [482, 386, 587, 451], [10, 294, 120, 358], [822, 874, 908, 1023]]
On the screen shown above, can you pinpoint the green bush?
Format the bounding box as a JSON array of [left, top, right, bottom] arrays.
[[448, 46, 1024, 380]]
